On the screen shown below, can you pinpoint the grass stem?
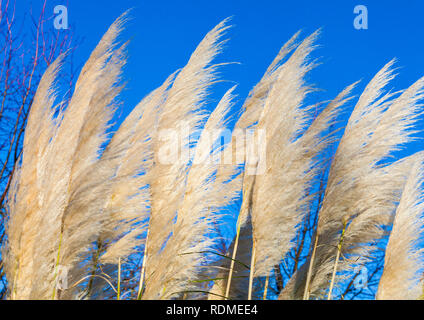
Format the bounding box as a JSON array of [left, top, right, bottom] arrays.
[[248, 241, 256, 300], [263, 275, 269, 300], [117, 257, 121, 300], [327, 221, 347, 300], [225, 221, 241, 300], [137, 228, 150, 300], [303, 231, 318, 300]]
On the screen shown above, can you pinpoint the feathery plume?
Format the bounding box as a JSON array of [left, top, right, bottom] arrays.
[[377, 157, 424, 300], [4, 12, 129, 299], [143, 84, 240, 299], [281, 61, 424, 300]]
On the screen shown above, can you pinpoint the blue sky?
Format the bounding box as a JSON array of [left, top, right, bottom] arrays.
[[14, 0, 424, 143]]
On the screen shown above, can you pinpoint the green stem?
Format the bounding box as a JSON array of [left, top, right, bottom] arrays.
[[263, 275, 269, 300], [247, 241, 256, 300], [137, 228, 150, 300], [303, 231, 319, 300], [225, 221, 241, 300], [52, 231, 63, 300], [327, 221, 347, 300], [117, 257, 121, 300], [87, 239, 103, 297]]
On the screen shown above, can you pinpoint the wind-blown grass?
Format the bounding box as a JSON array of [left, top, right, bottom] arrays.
[[3, 13, 424, 300]]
